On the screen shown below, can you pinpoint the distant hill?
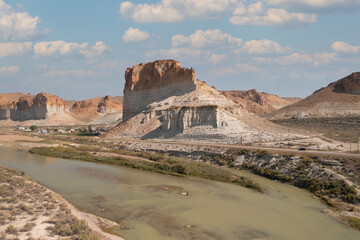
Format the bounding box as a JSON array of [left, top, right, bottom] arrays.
[[0, 92, 123, 126], [221, 89, 301, 116], [266, 72, 360, 119]]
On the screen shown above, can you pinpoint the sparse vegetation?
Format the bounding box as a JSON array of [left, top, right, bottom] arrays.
[[347, 217, 360, 230], [0, 165, 108, 239], [29, 146, 264, 193], [272, 117, 360, 143]]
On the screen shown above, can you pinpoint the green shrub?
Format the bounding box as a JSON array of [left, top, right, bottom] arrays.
[[5, 225, 17, 235]]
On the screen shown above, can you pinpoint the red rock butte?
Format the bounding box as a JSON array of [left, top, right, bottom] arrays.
[[123, 60, 197, 122]]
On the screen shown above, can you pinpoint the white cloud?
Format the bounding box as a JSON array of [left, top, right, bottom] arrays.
[[38, 64, 47, 69], [34, 41, 110, 58], [234, 39, 291, 55], [266, 0, 360, 11], [43, 70, 94, 78], [211, 63, 258, 75], [0, 42, 32, 57], [79, 41, 112, 58], [208, 54, 227, 64], [97, 60, 122, 69], [235, 63, 258, 72], [331, 41, 360, 54], [255, 52, 337, 66], [0, 0, 43, 40], [122, 27, 150, 43], [230, 4, 317, 27], [172, 29, 242, 48], [146, 48, 209, 60], [0, 65, 20, 73], [119, 0, 238, 23]]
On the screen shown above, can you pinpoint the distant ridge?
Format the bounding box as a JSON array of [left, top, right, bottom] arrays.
[[266, 72, 360, 119], [221, 89, 301, 116]]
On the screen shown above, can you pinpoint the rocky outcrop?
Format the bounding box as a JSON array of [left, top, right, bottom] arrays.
[[333, 72, 360, 94], [221, 90, 301, 116], [70, 95, 123, 124], [266, 72, 360, 119], [0, 93, 69, 121], [109, 60, 303, 143], [123, 60, 196, 121], [0, 93, 123, 125]]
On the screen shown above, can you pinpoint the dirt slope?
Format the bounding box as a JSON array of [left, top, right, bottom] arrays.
[[221, 90, 301, 116], [266, 72, 360, 119]]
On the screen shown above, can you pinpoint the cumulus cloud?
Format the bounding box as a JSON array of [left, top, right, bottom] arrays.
[[0, 65, 20, 73], [79, 41, 112, 58], [0, 0, 43, 40], [146, 48, 209, 59], [266, 0, 360, 12], [122, 27, 150, 43], [234, 39, 291, 55], [34, 41, 111, 58], [331, 41, 360, 54], [211, 63, 258, 75], [119, 0, 238, 23], [43, 69, 94, 78], [0, 42, 32, 57], [208, 54, 227, 64], [235, 63, 258, 72], [230, 2, 317, 27], [255, 52, 337, 66], [172, 29, 242, 48]]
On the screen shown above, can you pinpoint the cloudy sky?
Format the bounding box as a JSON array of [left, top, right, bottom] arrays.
[[0, 0, 359, 100]]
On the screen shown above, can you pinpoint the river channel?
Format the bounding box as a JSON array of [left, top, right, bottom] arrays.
[[0, 146, 359, 240]]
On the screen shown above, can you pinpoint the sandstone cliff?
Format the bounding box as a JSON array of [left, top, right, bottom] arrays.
[[109, 60, 303, 143], [266, 72, 360, 119], [71, 95, 123, 123], [221, 90, 301, 116], [0, 93, 123, 125], [0, 92, 69, 122], [123, 60, 196, 121]]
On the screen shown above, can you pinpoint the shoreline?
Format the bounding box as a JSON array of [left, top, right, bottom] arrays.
[[1, 133, 360, 233], [0, 163, 125, 240], [52, 191, 125, 240]]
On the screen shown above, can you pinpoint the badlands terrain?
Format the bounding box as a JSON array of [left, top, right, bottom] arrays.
[[0, 60, 360, 238], [0, 93, 123, 126], [266, 72, 360, 119], [108, 60, 303, 144]]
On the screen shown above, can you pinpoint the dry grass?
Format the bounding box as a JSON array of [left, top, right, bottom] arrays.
[[0, 165, 105, 239]]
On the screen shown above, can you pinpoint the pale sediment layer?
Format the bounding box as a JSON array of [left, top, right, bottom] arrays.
[[0, 164, 124, 240], [111, 60, 304, 143]]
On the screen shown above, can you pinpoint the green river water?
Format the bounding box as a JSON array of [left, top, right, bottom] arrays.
[[0, 147, 359, 240]]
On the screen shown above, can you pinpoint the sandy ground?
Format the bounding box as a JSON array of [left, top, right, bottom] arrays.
[[0, 165, 125, 240], [54, 193, 125, 240], [0, 135, 126, 240]]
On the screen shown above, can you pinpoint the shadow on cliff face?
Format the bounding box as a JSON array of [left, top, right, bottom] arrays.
[[141, 126, 182, 140]]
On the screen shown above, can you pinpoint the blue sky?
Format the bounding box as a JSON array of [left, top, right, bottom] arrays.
[[0, 0, 359, 100]]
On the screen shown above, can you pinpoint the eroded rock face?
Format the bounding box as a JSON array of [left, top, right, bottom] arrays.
[[334, 72, 360, 94], [123, 60, 196, 121], [0, 93, 69, 121], [162, 106, 219, 131], [110, 60, 302, 143]]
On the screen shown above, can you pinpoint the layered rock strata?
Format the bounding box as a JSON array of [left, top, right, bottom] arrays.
[[0, 93, 123, 125], [221, 89, 301, 116], [123, 60, 196, 121], [0, 93, 69, 121], [109, 60, 302, 143]]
